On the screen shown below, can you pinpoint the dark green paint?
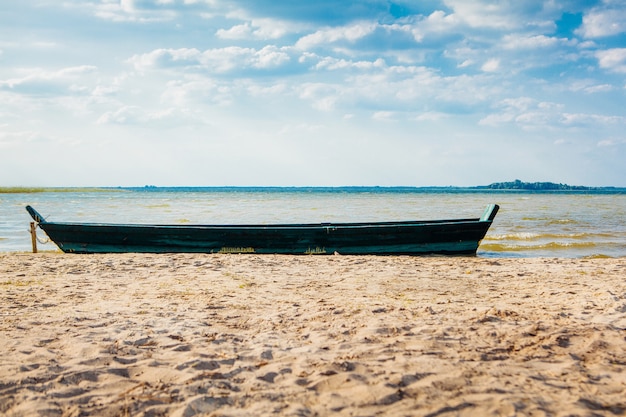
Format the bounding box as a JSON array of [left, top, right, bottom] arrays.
[[26, 205, 499, 255]]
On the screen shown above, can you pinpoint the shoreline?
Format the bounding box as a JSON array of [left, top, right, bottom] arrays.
[[0, 249, 621, 259], [1, 254, 625, 416]]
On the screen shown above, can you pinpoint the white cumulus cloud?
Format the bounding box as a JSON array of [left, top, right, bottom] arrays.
[[578, 6, 626, 38], [295, 22, 377, 50], [596, 48, 626, 73]]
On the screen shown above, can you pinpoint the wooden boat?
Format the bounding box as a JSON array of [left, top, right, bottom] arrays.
[[25, 204, 499, 255]]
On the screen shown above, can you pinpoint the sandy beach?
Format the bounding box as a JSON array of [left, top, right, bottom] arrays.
[[1, 254, 625, 416]]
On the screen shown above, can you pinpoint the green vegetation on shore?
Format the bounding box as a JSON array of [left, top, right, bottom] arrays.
[[0, 187, 116, 194]]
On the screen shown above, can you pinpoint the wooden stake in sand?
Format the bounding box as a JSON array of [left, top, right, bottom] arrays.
[[30, 222, 38, 253]]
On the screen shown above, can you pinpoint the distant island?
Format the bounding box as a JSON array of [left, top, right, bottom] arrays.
[[474, 179, 618, 191], [1, 181, 624, 193]]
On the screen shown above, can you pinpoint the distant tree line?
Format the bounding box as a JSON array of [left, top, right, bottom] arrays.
[[475, 179, 598, 191]]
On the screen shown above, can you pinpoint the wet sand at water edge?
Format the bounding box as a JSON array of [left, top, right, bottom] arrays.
[[1, 253, 625, 416]]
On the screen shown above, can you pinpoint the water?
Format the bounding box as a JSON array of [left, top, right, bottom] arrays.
[[1, 188, 625, 257]]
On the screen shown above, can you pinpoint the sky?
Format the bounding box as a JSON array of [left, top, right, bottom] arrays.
[[1, 0, 625, 187]]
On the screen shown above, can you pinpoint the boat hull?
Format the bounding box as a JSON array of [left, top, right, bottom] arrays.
[[26, 205, 499, 255]]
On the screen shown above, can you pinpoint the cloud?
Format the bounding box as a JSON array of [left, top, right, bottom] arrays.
[[128, 46, 291, 73], [216, 23, 254, 40], [314, 57, 385, 71], [202, 47, 257, 72], [480, 97, 557, 127], [161, 78, 208, 105], [597, 138, 626, 147], [0, 66, 98, 96], [294, 17, 466, 56], [595, 48, 626, 73], [224, 0, 390, 25], [253, 46, 291, 68], [216, 17, 298, 40], [93, 4, 175, 22], [0, 130, 40, 149], [295, 60, 499, 116], [481, 97, 626, 130], [577, 4, 626, 38], [501, 34, 563, 50], [297, 83, 339, 111], [372, 111, 397, 122], [295, 22, 378, 50], [419, 10, 461, 34], [200, 45, 291, 71], [481, 58, 500, 72], [67, 0, 216, 22], [128, 48, 202, 71], [72, 0, 396, 27], [96, 104, 196, 127], [414, 111, 449, 122], [97, 105, 144, 125], [561, 112, 624, 126], [126, 46, 504, 116], [443, 0, 540, 30], [567, 79, 615, 94]]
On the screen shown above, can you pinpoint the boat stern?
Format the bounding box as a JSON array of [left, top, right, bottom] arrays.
[[479, 204, 499, 222], [26, 206, 47, 224]]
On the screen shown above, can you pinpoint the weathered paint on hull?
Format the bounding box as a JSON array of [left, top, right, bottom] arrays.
[[26, 205, 499, 255]]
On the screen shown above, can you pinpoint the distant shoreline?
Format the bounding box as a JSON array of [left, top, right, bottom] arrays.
[[0, 187, 119, 194], [2, 181, 626, 194], [472, 179, 625, 192]]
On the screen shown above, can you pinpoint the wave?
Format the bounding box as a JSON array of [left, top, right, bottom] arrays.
[[582, 254, 614, 259], [520, 217, 580, 225], [487, 232, 616, 241], [480, 241, 598, 252]]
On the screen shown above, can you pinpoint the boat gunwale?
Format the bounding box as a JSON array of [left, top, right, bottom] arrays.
[[36, 217, 486, 230], [26, 205, 497, 229]]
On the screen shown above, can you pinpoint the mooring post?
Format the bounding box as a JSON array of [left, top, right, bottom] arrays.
[[30, 222, 38, 253]]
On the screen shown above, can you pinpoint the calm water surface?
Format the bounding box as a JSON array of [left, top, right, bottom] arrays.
[[1, 188, 625, 258]]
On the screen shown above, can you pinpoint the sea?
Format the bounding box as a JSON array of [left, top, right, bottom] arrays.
[[1, 187, 625, 258]]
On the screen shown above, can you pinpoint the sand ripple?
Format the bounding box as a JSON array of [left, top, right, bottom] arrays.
[[1, 254, 625, 416]]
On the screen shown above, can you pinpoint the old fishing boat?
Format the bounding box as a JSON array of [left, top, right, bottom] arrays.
[[25, 204, 499, 255]]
